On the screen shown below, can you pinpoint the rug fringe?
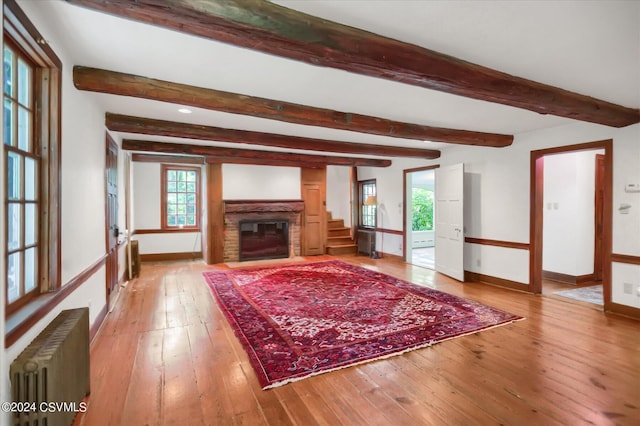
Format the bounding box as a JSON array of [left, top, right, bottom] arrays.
[[262, 317, 525, 390]]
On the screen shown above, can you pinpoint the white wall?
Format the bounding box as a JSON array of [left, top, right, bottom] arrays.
[[326, 166, 351, 226], [543, 150, 603, 276], [359, 121, 640, 308], [223, 164, 300, 199], [131, 161, 203, 254], [2, 2, 115, 416], [132, 162, 162, 229]]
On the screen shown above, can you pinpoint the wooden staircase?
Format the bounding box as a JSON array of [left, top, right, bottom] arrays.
[[326, 212, 357, 255]]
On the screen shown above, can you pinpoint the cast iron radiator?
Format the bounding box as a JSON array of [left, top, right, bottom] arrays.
[[10, 307, 90, 426], [357, 229, 376, 255]]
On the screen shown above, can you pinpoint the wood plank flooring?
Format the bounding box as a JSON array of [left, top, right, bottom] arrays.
[[73, 255, 640, 426]]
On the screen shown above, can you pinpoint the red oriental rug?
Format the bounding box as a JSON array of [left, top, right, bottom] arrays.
[[203, 260, 522, 389]]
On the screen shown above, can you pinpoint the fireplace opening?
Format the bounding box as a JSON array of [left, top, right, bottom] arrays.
[[239, 219, 289, 261]]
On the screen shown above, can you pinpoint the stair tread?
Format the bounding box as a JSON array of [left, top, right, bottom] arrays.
[[326, 243, 357, 248]]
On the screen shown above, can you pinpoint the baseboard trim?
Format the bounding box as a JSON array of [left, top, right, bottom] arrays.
[[140, 252, 203, 262], [543, 270, 595, 285], [465, 271, 530, 293], [90, 303, 109, 343], [379, 252, 404, 262], [607, 302, 640, 320]]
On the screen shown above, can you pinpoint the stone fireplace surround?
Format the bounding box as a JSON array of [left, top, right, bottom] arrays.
[[223, 200, 304, 262]]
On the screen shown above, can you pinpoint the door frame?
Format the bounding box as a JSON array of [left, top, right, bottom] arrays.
[[593, 154, 605, 282], [105, 133, 119, 305], [402, 165, 439, 260], [529, 139, 612, 309]]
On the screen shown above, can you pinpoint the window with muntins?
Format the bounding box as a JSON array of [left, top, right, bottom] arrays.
[[359, 180, 377, 228], [3, 0, 62, 316], [4, 40, 38, 307], [162, 165, 200, 229]]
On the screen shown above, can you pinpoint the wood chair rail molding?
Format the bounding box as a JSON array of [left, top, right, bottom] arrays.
[[74, 66, 513, 148], [107, 113, 440, 160], [465, 237, 530, 251], [122, 139, 392, 168], [67, 0, 639, 127]]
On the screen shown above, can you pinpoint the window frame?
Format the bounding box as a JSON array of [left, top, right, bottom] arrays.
[[4, 0, 62, 317], [160, 164, 201, 230], [358, 179, 377, 229], [4, 37, 39, 311]]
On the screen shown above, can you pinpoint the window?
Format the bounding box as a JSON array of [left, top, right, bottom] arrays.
[[359, 180, 376, 228], [4, 0, 62, 315], [161, 165, 200, 229], [4, 40, 37, 307]]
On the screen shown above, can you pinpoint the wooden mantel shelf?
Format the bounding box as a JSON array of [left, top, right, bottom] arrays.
[[224, 200, 304, 214]]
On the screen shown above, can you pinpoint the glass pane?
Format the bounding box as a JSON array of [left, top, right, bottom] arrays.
[[186, 193, 196, 204], [7, 252, 21, 303], [4, 98, 13, 146], [25, 203, 36, 245], [186, 216, 196, 226], [177, 216, 186, 225], [177, 194, 186, 204], [4, 47, 13, 96], [167, 170, 176, 181], [17, 59, 30, 107], [186, 182, 196, 192], [24, 247, 37, 292], [177, 204, 186, 215], [18, 106, 30, 151], [177, 182, 186, 192], [8, 203, 22, 250], [167, 193, 176, 204], [186, 205, 195, 215], [177, 171, 186, 181], [24, 157, 36, 200], [167, 182, 176, 192], [186, 171, 196, 182], [167, 204, 177, 215], [8, 151, 21, 199], [167, 216, 176, 226]]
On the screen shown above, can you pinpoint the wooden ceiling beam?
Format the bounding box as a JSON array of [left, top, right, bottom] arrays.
[[75, 66, 512, 147], [122, 139, 392, 168], [106, 113, 440, 159], [131, 153, 204, 164], [67, 0, 639, 127]]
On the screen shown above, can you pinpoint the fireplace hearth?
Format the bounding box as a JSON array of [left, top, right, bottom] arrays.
[[222, 200, 303, 263], [239, 220, 289, 261]]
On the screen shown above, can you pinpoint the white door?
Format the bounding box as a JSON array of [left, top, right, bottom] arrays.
[[435, 163, 464, 281]]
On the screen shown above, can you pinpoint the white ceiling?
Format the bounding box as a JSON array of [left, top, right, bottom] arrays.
[[17, 0, 640, 157]]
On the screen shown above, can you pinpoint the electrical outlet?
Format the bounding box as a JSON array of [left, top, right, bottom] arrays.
[[476, 259, 481, 267], [624, 283, 633, 295]]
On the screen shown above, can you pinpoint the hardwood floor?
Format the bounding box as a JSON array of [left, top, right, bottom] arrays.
[[73, 255, 640, 426]]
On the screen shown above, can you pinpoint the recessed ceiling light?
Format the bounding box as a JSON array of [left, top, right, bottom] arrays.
[[178, 108, 192, 114]]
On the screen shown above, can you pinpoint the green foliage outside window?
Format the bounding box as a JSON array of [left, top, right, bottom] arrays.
[[412, 188, 434, 231]]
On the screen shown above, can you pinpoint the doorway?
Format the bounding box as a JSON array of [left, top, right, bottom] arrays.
[[105, 134, 119, 307], [404, 166, 438, 269], [530, 140, 612, 310]]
